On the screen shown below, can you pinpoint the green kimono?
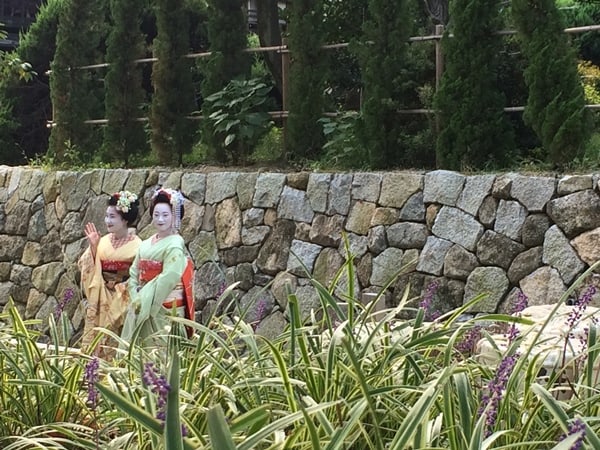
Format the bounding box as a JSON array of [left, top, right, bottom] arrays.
[[121, 234, 188, 347]]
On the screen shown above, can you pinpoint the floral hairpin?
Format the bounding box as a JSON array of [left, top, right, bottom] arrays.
[[113, 191, 138, 214]]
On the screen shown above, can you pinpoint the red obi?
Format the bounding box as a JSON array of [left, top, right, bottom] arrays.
[[137, 258, 196, 337], [101, 260, 132, 272], [139, 259, 163, 282]]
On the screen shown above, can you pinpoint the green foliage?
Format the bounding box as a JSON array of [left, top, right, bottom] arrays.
[[286, 0, 326, 162], [434, 0, 514, 170], [5, 258, 600, 448], [103, 0, 148, 166], [354, 0, 414, 169], [201, 0, 250, 95], [0, 26, 35, 165], [150, 0, 197, 166], [11, 0, 64, 162], [201, 0, 251, 163], [251, 126, 284, 163], [204, 78, 274, 164], [317, 112, 366, 169], [321, 0, 365, 111], [48, 0, 105, 165], [512, 0, 591, 167], [559, 0, 600, 66]]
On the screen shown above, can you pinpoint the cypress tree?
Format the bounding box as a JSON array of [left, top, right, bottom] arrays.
[[434, 0, 514, 170], [103, 0, 148, 166], [354, 0, 413, 169], [286, 0, 326, 161], [49, 0, 105, 164], [150, 0, 196, 166], [512, 0, 590, 167], [201, 0, 251, 162], [16, 0, 64, 161]]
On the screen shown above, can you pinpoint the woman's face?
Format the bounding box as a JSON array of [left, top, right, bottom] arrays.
[[105, 206, 128, 234], [152, 203, 173, 233]]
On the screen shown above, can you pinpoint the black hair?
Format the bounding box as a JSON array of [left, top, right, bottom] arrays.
[[108, 194, 140, 226], [150, 192, 185, 219]]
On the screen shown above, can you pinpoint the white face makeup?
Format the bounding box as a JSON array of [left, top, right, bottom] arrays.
[[105, 206, 128, 235], [152, 203, 173, 235]]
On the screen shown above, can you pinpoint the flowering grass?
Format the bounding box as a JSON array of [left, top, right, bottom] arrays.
[[1, 260, 600, 448]]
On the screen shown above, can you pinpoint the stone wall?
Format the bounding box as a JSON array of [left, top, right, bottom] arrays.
[[1, 167, 600, 340]]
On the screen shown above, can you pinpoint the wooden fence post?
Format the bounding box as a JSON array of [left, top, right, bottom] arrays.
[[435, 24, 444, 89], [281, 37, 289, 158], [434, 23, 444, 164]]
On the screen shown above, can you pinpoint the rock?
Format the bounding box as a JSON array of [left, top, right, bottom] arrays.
[[352, 172, 382, 202], [286, 240, 323, 276], [181, 172, 207, 205], [423, 170, 465, 206], [417, 236, 453, 276], [507, 247, 543, 285], [278, 186, 315, 223], [464, 266, 509, 312], [571, 227, 600, 266], [379, 173, 423, 208], [494, 200, 527, 241], [253, 173, 286, 208], [557, 175, 593, 195], [444, 244, 478, 280], [542, 226, 585, 284], [511, 175, 556, 212], [371, 248, 405, 286], [399, 191, 425, 222], [215, 197, 242, 249], [547, 189, 600, 238], [520, 266, 566, 306], [522, 214, 551, 248], [387, 222, 428, 249], [327, 174, 352, 215], [256, 220, 295, 275], [457, 174, 495, 216], [306, 173, 330, 213], [476, 230, 525, 269], [432, 206, 483, 251]]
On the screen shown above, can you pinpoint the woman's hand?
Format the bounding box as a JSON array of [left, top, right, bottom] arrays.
[[84, 222, 101, 259]]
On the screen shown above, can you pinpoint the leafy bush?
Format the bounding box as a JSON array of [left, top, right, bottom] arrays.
[[3, 254, 600, 448], [204, 78, 274, 165], [317, 112, 366, 169]]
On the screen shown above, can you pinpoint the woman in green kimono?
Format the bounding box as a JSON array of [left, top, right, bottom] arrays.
[[121, 187, 194, 347]]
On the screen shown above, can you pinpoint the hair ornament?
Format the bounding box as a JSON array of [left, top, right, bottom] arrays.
[[113, 191, 138, 214]]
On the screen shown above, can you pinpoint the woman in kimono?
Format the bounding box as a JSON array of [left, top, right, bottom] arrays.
[[121, 187, 194, 347], [79, 191, 141, 355]]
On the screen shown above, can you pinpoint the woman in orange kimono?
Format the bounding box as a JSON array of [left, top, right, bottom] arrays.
[[78, 191, 141, 356], [121, 187, 194, 348]]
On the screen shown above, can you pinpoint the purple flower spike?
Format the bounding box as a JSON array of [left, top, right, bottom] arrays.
[[456, 325, 482, 355], [512, 291, 528, 314], [84, 357, 100, 410], [419, 280, 441, 320], [559, 418, 586, 450], [142, 362, 171, 424], [55, 287, 75, 321], [479, 353, 519, 436], [566, 285, 596, 329]]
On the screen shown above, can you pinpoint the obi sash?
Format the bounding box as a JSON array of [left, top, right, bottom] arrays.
[[138, 258, 195, 336], [101, 260, 132, 286]]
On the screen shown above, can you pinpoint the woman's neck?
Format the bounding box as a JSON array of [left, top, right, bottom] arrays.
[[155, 230, 174, 240], [112, 228, 129, 240]]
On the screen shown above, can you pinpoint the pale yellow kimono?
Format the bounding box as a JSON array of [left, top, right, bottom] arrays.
[[78, 232, 141, 353], [121, 234, 188, 347]]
